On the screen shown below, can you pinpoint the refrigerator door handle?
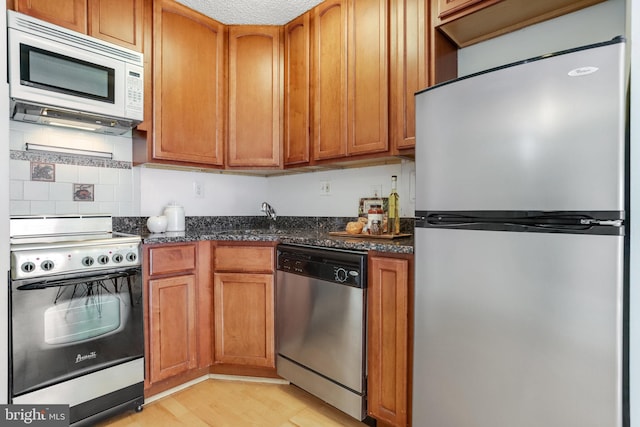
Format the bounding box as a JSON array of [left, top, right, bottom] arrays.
[[580, 218, 623, 227], [417, 212, 625, 235]]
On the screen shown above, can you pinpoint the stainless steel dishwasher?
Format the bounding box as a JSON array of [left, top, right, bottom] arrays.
[[276, 244, 367, 421]]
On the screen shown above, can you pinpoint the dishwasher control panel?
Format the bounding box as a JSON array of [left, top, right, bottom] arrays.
[[276, 244, 366, 288]]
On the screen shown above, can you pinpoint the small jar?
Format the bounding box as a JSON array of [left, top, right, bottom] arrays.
[[368, 204, 384, 235]]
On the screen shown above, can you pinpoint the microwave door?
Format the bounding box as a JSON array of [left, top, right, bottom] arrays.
[[8, 29, 126, 118]]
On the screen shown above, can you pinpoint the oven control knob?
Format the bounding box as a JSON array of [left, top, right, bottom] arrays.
[[126, 252, 137, 262], [334, 267, 348, 283], [82, 256, 95, 267], [21, 261, 36, 273], [112, 253, 124, 263], [41, 260, 55, 271], [97, 255, 110, 265]]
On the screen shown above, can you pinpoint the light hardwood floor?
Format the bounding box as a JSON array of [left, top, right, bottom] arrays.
[[97, 379, 370, 427]]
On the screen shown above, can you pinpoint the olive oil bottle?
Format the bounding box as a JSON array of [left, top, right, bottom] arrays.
[[388, 175, 400, 234]]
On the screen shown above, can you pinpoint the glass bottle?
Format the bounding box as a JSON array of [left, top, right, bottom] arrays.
[[388, 175, 400, 234]]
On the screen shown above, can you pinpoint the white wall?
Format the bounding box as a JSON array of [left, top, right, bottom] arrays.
[[138, 166, 268, 216], [1, 1, 10, 405], [458, 0, 625, 76], [265, 160, 415, 217], [137, 159, 415, 218]]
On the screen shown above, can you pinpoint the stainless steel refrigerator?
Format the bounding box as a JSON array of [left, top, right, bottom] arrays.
[[413, 37, 629, 427]]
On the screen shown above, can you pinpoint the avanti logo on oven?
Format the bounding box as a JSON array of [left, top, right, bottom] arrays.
[[75, 351, 97, 363]]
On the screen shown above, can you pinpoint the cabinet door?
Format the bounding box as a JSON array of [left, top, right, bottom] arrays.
[[227, 26, 283, 168], [390, 0, 429, 152], [15, 0, 87, 32], [149, 274, 198, 383], [213, 273, 275, 368], [284, 13, 311, 166], [311, 0, 348, 161], [368, 255, 410, 427], [346, 0, 388, 156], [153, 0, 225, 167], [88, 0, 143, 51]]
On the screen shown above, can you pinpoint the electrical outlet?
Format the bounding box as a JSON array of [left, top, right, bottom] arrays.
[[320, 181, 331, 196], [193, 181, 204, 198]]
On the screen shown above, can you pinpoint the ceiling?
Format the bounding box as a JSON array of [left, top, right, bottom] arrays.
[[174, 0, 325, 25]]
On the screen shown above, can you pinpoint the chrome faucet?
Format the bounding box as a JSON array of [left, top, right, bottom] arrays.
[[261, 202, 277, 221]]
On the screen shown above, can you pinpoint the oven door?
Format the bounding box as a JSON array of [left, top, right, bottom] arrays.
[[9, 267, 143, 398]]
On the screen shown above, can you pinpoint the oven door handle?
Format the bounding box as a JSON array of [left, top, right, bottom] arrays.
[[15, 269, 139, 290]]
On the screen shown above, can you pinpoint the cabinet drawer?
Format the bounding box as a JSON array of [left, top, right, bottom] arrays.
[[149, 244, 196, 276], [215, 246, 274, 273]]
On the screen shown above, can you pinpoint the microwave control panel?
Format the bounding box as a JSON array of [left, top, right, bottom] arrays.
[[125, 65, 144, 118]]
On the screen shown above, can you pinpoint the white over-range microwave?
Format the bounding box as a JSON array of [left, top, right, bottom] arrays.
[[7, 10, 144, 135]]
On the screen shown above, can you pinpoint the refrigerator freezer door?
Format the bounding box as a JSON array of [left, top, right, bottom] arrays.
[[413, 228, 624, 427], [415, 41, 626, 212]]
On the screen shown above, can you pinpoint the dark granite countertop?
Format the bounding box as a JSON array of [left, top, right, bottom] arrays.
[[140, 228, 413, 254], [114, 216, 414, 254]]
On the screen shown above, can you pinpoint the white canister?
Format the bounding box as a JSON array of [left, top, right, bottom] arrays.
[[146, 215, 168, 233], [164, 203, 185, 232]]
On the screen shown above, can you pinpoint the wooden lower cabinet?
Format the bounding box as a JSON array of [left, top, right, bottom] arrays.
[[212, 242, 276, 373], [368, 252, 413, 427], [143, 242, 212, 394], [149, 274, 198, 382], [213, 272, 275, 367]]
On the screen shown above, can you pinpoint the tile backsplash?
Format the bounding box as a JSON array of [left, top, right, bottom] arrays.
[[9, 121, 137, 216]]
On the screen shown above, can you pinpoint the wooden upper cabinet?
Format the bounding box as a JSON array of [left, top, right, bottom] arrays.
[[284, 13, 311, 167], [437, 0, 497, 21], [14, 0, 87, 33], [311, 0, 388, 162], [435, 0, 606, 47], [346, 0, 388, 156], [390, 0, 429, 153], [88, 0, 143, 51], [311, 0, 348, 161], [152, 0, 225, 167], [13, 0, 143, 52], [227, 26, 283, 168]]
